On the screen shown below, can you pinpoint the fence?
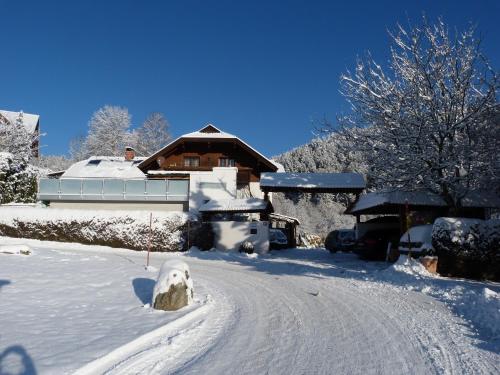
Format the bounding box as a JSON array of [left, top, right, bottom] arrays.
[[37, 178, 189, 202]]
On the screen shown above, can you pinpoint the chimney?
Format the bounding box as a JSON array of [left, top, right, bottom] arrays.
[[125, 147, 136, 161]]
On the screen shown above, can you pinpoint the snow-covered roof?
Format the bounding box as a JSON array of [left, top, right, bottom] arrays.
[[147, 170, 191, 176], [260, 172, 366, 191], [269, 213, 301, 224], [62, 156, 146, 179], [0, 110, 40, 134], [138, 124, 278, 171], [348, 189, 500, 214], [199, 198, 270, 212]]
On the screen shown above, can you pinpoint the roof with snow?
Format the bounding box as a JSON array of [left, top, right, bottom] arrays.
[[0, 110, 40, 134], [199, 198, 271, 213], [62, 156, 146, 179], [138, 124, 279, 172], [347, 189, 500, 215], [260, 172, 366, 193]]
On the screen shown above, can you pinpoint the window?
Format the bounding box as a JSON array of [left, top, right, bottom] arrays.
[[184, 156, 200, 167], [218, 158, 235, 167]]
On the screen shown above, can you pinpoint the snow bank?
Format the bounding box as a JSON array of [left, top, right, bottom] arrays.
[[0, 244, 32, 255], [383, 256, 500, 341], [153, 260, 193, 310], [0, 206, 189, 252]]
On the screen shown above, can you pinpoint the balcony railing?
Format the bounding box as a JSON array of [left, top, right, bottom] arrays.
[[37, 178, 189, 202]]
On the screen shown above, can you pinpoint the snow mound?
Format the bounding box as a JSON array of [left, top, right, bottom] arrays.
[[389, 256, 434, 278], [153, 260, 194, 309], [0, 244, 32, 255]]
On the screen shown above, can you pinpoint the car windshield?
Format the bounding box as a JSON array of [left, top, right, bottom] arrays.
[[271, 230, 287, 241]]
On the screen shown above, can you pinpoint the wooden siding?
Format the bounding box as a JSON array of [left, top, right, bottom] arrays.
[[143, 140, 275, 183]]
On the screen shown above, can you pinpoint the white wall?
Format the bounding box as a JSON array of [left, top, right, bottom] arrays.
[[211, 221, 270, 254], [189, 168, 237, 212]]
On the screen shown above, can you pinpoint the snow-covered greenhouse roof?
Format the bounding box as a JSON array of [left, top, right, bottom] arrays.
[[62, 156, 147, 179], [260, 172, 365, 193], [347, 189, 500, 215], [199, 198, 270, 213], [0, 110, 40, 134]]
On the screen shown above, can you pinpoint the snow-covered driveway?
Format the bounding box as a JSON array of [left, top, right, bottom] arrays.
[[1, 238, 499, 375]]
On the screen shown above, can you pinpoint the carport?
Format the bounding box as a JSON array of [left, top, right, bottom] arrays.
[[260, 172, 366, 245], [345, 189, 500, 235]]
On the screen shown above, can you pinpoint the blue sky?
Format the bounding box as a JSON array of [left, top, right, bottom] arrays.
[[1, 0, 499, 157]]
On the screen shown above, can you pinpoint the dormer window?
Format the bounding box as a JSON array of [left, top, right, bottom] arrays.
[[219, 158, 235, 167], [184, 156, 200, 167]]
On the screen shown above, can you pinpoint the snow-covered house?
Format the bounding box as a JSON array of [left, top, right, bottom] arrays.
[[38, 124, 283, 213], [0, 109, 40, 157]]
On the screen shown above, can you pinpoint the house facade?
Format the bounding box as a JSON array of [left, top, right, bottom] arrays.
[[38, 124, 283, 213]]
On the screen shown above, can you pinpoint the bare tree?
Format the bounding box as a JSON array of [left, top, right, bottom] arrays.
[[336, 17, 499, 208]]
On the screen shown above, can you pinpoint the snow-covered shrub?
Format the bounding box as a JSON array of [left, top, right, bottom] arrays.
[[239, 240, 254, 254], [153, 260, 193, 311], [432, 218, 500, 280], [0, 206, 189, 252], [0, 152, 39, 204]]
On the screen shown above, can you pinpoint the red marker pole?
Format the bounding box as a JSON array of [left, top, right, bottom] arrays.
[[146, 212, 152, 268]]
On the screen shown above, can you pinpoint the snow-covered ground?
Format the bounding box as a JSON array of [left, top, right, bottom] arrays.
[[0, 237, 498, 375]]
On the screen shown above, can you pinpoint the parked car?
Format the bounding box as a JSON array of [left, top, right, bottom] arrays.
[[269, 229, 288, 249], [398, 224, 434, 257], [354, 228, 400, 260], [325, 229, 356, 253]]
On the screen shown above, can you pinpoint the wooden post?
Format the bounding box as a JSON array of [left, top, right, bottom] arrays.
[[405, 200, 412, 259], [146, 212, 152, 268]]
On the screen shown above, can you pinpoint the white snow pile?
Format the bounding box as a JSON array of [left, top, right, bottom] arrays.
[[382, 256, 500, 341], [0, 206, 188, 252], [153, 260, 194, 309], [0, 244, 32, 255]]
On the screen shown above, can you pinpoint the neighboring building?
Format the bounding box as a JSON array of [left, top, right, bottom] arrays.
[[38, 124, 283, 213], [0, 110, 40, 157]]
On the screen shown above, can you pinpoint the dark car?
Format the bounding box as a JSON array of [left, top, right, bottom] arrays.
[[325, 229, 356, 253], [269, 229, 289, 250], [354, 229, 400, 261]]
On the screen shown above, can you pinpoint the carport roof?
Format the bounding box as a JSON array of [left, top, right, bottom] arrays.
[[346, 189, 500, 215], [260, 172, 365, 193]]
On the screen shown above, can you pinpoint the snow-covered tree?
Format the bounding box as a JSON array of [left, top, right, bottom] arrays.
[[33, 155, 73, 172], [0, 152, 39, 204], [335, 18, 499, 208], [135, 112, 172, 156], [73, 106, 134, 159], [0, 111, 37, 162]]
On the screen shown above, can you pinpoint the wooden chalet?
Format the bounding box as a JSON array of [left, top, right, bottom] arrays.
[[138, 124, 279, 191]]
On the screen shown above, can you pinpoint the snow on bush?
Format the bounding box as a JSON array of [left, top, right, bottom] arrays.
[[153, 260, 193, 311], [0, 152, 40, 204], [432, 217, 500, 280], [0, 206, 188, 252]]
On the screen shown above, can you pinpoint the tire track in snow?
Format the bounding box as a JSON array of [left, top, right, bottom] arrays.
[[74, 254, 499, 375]]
